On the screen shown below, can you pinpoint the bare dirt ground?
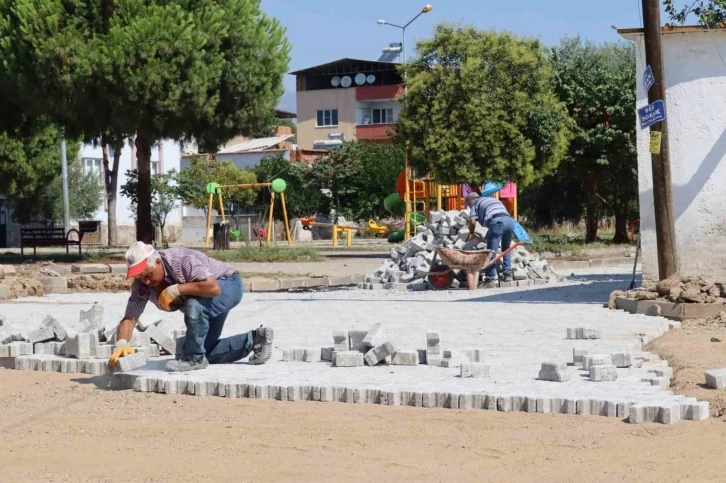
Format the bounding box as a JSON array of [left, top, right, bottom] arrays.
[[1, 370, 726, 483], [647, 315, 726, 418]]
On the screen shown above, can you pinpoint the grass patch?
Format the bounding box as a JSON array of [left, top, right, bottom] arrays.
[[528, 231, 635, 255], [209, 245, 324, 263]]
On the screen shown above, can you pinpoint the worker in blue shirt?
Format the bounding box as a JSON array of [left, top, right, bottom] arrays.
[[465, 192, 515, 289]]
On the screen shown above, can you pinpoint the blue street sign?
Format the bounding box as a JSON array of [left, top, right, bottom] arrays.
[[643, 65, 655, 92], [638, 100, 666, 130]]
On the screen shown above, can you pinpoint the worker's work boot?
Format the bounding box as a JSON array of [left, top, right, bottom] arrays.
[[248, 326, 274, 365], [502, 272, 513, 282], [480, 279, 499, 289], [165, 355, 209, 372]]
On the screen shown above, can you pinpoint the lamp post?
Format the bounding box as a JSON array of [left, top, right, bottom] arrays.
[[377, 5, 432, 67]]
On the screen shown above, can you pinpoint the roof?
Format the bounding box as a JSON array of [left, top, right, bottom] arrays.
[[218, 134, 294, 154], [275, 109, 297, 119], [289, 58, 399, 75], [617, 24, 726, 37]]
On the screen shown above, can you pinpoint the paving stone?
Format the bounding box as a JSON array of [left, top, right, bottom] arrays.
[[647, 367, 673, 379], [551, 398, 577, 414], [582, 354, 613, 370], [642, 376, 670, 388], [464, 349, 486, 362], [95, 344, 113, 359], [460, 362, 491, 378], [611, 352, 633, 368], [71, 263, 110, 274], [705, 368, 726, 389], [66, 333, 92, 359], [629, 402, 681, 424], [417, 349, 427, 364], [348, 330, 368, 352], [573, 349, 589, 365], [145, 321, 176, 355], [681, 401, 710, 421], [364, 342, 396, 366], [589, 365, 618, 382], [302, 348, 321, 362], [538, 362, 570, 382], [60, 359, 79, 373], [332, 331, 349, 352], [43, 315, 77, 341], [27, 326, 55, 344], [391, 350, 419, 366], [426, 331, 441, 365], [137, 313, 163, 331], [321, 347, 334, 361], [114, 351, 147, 372], [361, 324, 386, 351], [79, 305, 104, 334], [334, 351, 364, 367], [567, 327, 601, 340]]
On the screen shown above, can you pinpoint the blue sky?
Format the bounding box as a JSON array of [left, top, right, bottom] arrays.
[[262, 0, 671, 111]]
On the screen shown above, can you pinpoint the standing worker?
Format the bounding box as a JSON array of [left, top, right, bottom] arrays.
[[465, 192, 515, 289], [108, 242, 274, 372]]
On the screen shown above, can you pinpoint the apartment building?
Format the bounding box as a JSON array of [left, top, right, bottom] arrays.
[[292, 58, 403, 150]]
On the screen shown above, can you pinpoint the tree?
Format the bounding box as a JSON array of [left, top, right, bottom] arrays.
[[176, 157, 258, 214], [0, 113, 86, 223], [397, 24, 571, 187], [550, 37, 637, 243], [305, 142, 404, 222], [664, 0, 726, 25], [0, 0, 290, 243], [121, 169, 180, 244], [43, 157, 103, 222], [254, 154, 322, 220]]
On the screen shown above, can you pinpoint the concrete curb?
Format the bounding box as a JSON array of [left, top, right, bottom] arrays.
[[550, 258, 639, 270], [244, 275, 364, 293]]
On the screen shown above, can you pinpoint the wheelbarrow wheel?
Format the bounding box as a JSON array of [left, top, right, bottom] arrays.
[[427, 265, 454, 290]]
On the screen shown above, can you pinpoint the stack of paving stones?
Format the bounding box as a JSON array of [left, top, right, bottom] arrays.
[[358, 209, 560, 291], [0, 307, 174, 375]]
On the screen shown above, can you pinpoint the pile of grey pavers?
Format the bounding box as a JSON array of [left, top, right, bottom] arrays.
[[283, 324, 491, 378], [0, 306, 178, 375], [359, 209, 559, 291]]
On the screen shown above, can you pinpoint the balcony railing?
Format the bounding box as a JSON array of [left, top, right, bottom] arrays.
[[356, 123, 397, 141]]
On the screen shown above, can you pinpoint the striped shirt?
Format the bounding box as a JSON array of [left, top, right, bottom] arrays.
[[123, 248, 236, 320], [469, 197, 509, 227]]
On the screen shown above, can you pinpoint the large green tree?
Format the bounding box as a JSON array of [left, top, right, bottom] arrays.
[[397, 24, 571, 187], [253, 154, 322, 220], [176, 157, 257, 214], [0, 0, 290, 243], [664, 0, 726, 25], [550, 37, 637, 243]]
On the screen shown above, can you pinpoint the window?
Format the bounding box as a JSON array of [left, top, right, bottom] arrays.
[[83, 158, 102, 176], [151, 160, 160, 175], [316, 109, 338, 127], [372, 108, 394, 124]]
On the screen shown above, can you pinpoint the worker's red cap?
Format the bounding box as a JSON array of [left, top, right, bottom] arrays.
[[125, 241, 154, 279]]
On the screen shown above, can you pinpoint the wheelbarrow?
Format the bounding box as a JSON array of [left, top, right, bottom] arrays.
[[427, 240, 527, 290]]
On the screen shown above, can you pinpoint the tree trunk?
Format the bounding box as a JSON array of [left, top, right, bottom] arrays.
[[102, 134, 122, 246], [612, 200, 629, 244], [135, 134, 154, 244], [585, 177, 599, 243]]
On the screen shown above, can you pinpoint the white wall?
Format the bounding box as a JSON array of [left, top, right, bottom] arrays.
[[623, 29, 726, 281], [80, 139, 183, 244]]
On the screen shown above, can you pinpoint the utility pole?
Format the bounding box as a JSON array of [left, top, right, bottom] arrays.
[[642, 0, 678, 280], [60, 134, 70, 234]]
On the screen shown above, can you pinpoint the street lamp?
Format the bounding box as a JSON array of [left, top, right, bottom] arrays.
[[377, 5, 432, 65]]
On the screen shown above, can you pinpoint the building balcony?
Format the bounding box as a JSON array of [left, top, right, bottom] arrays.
[[356, 123, 397, 141], [356, 84, 404, 101]]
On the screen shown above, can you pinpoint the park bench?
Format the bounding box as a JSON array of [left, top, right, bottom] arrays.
[[20, 227, 84, 256]]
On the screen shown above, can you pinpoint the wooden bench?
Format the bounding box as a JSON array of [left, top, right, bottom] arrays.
[[20, 228, 84, 256]]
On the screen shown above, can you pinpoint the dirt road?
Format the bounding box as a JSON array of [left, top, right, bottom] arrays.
[[1, 369, 726, 483]]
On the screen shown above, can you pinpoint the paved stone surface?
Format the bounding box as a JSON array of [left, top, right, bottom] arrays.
[[0, 269, 708, 423]]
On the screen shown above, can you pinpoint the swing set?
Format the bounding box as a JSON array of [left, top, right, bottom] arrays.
[[204, 178, 292, 247]]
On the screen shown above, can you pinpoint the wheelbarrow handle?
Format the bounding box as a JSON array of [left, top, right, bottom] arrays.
[[482, 241, 525, 271]]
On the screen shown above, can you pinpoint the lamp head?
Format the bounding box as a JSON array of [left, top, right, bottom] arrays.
[[377, 19, 387, 25], [422, 5, 433, 13]]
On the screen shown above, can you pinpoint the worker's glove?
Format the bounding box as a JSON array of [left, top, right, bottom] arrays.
[[158, 284, 181, 312], [108, 339, 135, 368]]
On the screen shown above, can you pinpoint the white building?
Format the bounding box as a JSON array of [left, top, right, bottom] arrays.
[[0, 138, 183, 248], [619, 25, 726, 281]]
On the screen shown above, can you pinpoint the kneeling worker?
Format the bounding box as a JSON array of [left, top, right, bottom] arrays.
[[108, 242, 274, 372], [465, 192, 515, 289]]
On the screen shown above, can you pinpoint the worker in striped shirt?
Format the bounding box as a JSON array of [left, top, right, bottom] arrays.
[[108, 242, 274, 372], [465, 192, 515, 289]]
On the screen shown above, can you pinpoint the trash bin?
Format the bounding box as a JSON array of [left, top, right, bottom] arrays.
[[213, 222, 230, 250]]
